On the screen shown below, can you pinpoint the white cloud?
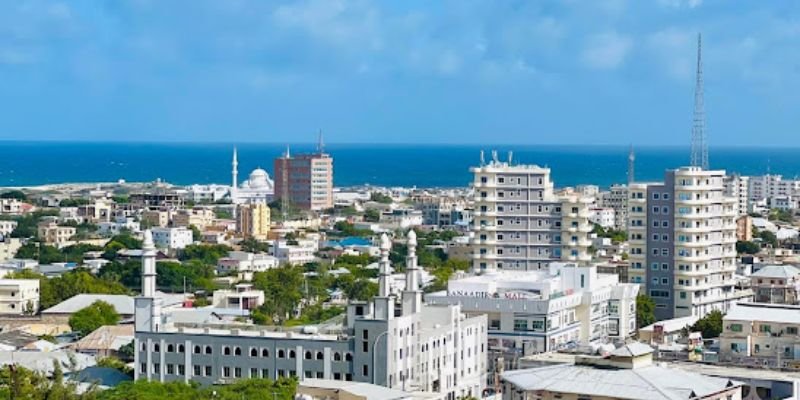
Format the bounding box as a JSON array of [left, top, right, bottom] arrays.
[[581, 32, 633, 70], [658, 0, 703, 9]]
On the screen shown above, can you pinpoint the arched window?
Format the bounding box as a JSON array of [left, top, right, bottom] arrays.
[[345, 353, 353, 362], [153, 344, 160, 352], [167, 344, 175, 353], [305, 351, 312, 360], [178, 344, 185, 353], [234, 347, 242, 356], [316, 351, 324, 360], [333, 352, 341, 361], [289, 350, 296, 359], [262, 349, 269, 358], [141, 343, 147, 352], [250, 348, 258, 357], [224, 346, 232, 356], [277, 349, 285, 358], [205, 346, 212, 355], [194, 345, 201, 354]]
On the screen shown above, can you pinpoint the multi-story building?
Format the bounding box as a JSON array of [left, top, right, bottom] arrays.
[[0, 279, 39, 315], [273, 239, 317, 266], [748, 174, 800, 205], [212, 284, 265, 310], [236, 203, 271, 240], [627, 167, 750, 320], [141, 210, 171, 228], [273, 147, 333, 211], [98, 216, 141, 236], [599, 184, 629, 230], [588, 207, 616, 229], [720, 302, 800, 368], [135, 230, 488, 399], [172, 208, 215, 230], [750, 265, 800, 304], [185, 184, 230, 204], [151, 227, 194, 250], [130, 191, 185, 209], [425, 262, 639, 357], [724, 174, 749, 215], [0, 198, 24, 215], [736, 215, 753, 241], [36, 219, 76, 245], [471, 158, 592, 272], [412, 194, 472, 229]]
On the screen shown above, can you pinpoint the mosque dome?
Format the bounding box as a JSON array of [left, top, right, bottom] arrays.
[[246, 168, 273, 189]]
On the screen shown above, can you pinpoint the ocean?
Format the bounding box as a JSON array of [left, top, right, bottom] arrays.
[[0, 141, 797, 189]]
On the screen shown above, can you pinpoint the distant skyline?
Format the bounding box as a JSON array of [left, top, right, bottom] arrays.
[[1, 1, 799, 145]]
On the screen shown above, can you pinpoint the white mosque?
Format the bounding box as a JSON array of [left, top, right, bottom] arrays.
[[230, 148, 274, 204]]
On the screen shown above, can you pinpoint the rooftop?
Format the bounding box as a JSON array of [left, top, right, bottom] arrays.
[[298, 379, 417, 400], [724, 302, 800, 324], [751, 264, 800, 279]]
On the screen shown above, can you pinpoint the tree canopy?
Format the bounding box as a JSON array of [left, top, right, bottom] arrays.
[[636, 294, 656, 328], [0, 190, 26, 201], [7, 269, 128, 309], [735, 240, 760, 255], [689, 309, 724, 338], [69, 300, 120, 336]]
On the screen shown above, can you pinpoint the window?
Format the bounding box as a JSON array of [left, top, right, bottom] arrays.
[[305, 351, 312, 360], [140, 363, 147, 374], [250, 348, 258, 357], [223, 367, 231, 378], [316, 351, 324, 360], [251, 368, 259, 378], [224, 346, 231, 356], [167, 344, 175, 353], [262, 349, 269, 357], [262, 369, 270, 379], [362, 365, 369, 377], [787, 327, 798, 335], [759, 325, 772, 333], [153, 344, 160, 352], [278, 349, 285, 358], [345, 353, 353, 362], [178, 344, 185, 353], [650, 290, 670, 298], [205, 366, 212, 376], [333, 352, 342, 361], [178, 365, 185, 375], [661, 278, 669, 285], [194, 345, 201, 354], [234, 368, 242, 378], [513, 319, 528, 331], [234, 347, 242, 356], [194, 365, 201, 376], [729, 324, 743, 332], [289, 350, 296, 359], [167, 364, 174, 375], [205, 346, 212, 355]]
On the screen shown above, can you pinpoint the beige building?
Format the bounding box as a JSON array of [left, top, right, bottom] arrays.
[[141, 210, 171, 228], [471, 156, 592, 272], [37, 219, 76, 245], [274, 146, 334, 211], [736, 215, 753, 242], [502, 343, 743, 400], [750, 265, 800, 304], [0, 279, 40, 315], [0, 238, 22, 263], [237, 203, 270, 240], [720, 302, 800, 369], [172, 207, 215, 230]]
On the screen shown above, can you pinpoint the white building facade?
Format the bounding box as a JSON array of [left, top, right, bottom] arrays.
[[151, 227, 194, 250]]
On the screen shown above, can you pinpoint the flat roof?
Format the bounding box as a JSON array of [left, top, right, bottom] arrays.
[[725, 303, 800, 324]]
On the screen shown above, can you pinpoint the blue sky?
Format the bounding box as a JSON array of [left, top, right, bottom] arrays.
[[1, 0, 799, 145]]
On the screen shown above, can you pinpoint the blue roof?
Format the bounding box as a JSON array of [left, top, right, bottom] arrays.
[[73, 367, 132, 387], [338, 237, 372, 247]]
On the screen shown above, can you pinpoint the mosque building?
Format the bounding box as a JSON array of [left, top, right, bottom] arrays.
[[230, 148, 275, 204]]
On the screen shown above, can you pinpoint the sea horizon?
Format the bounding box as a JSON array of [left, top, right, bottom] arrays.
[[1, 141, 798, 189]]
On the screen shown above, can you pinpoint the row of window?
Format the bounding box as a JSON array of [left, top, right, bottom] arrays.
[[140, 343, 353, 362], [140, 363, 356, 381]]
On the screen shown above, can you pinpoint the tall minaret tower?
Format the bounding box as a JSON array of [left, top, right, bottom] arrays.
[[402, 230, 423, 315], [690, 33, 708, 170], [627, 144, 635, 185], [231, 147, 239, 198], [135, 230, 162, 333], [373, 233, 394, 320]]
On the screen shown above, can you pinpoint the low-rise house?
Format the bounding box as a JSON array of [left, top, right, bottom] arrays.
[[172, 207, 215, 230], [0, 279, 39, 315], [211, 284, 265, 310], [0, 238, 22, 263], [273, 239, 317, 265], [98, 216, 141, 236], [750, 264, 800, 304], [42, 293, 185, 324], [216, 251, 278, 276], [720, 302, 800, 369], [140, 209, 171, 228], [501, 343, 743, 400], [0, 220, 17, 237], [0, 198, 25, 215], [379, 208, 424, 230], [71, 325, 134, 357], [151, 227, 193, 250]]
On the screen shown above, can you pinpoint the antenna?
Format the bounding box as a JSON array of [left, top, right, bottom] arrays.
[[317, 129, 325, 154], [690, 33, 708, 170], [627, 144, 635, 185], [507, 151, 513, 165], [480, 150, 485, 166]]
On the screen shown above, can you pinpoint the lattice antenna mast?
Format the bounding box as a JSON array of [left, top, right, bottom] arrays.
[[690, 33, 708, 170], [627, 144, 635, 185]]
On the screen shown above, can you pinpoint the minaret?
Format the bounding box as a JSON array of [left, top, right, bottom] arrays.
[[627, 144, 635, 185], [135, 230, 162, 333], [402, 230, 423, 315], [373, 233, 394, 320], [231, 147, 239, 200]]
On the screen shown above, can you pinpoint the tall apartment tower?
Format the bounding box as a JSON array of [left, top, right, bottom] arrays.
[[471, 155, 592, 272], [236, 202, 271, 240], [627, 167, 749, 320], [273, 145, 333, 211], [723, 174, 749, 216]]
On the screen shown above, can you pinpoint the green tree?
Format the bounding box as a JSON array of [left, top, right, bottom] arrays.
[[179, 244, 231, 264], [364, 209, 381, 222], [252, 266, 305, 324], [369, 192, 393, 204], [736, 240, 760, 254], [189, 225, 202, 242], [0, 190, 26, 201], [7, 269, 128, 309], [59, 198, 91, 207], [689, 309, 724, 338], [636, 294, 656, 328], [68, 300, 120, 336], [240, 238, 270, 253], [758, 230, 779, 247]]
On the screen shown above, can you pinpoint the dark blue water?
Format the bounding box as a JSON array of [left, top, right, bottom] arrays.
[[0, 141, 796, 188]]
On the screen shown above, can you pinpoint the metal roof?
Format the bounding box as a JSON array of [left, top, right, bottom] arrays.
[[725, 302, 800, 324], [751, 264, 800, 279]]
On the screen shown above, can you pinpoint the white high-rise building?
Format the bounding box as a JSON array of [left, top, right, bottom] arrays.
[[723, 174, 749, 215], [600, 184, 629, 229], [471, 155, 592, 272], [748, 174, 800, 205], [628, 167, 751, 320]]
